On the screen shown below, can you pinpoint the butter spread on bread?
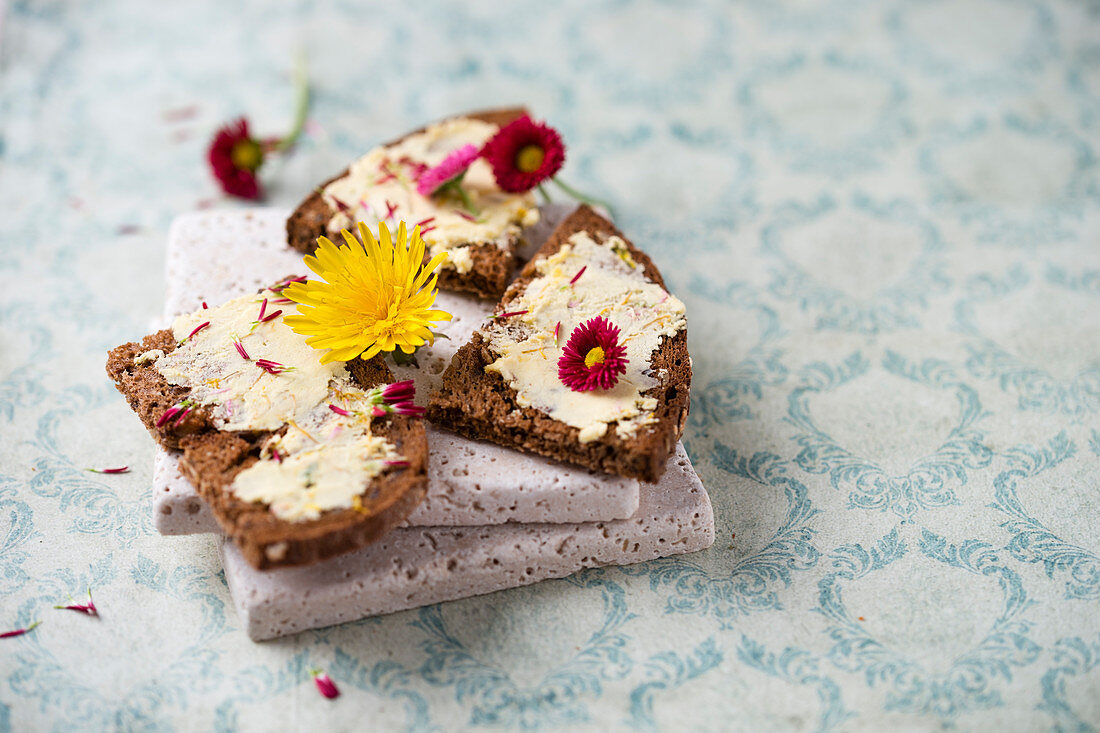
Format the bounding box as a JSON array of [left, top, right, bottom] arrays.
[[156, 290, 402, 521], [322, 117, 539, 274], [482, 232, 686, 443]]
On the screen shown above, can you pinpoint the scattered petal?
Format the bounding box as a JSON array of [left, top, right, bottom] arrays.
[[163, 105, 199, 122], [1, 620, 40, 639], [381, 380, 416, 404], [54, 590, 97, 617], [181, 321, 210, 343], [309, 667, 340, 699], [256, 359, 291, 375]]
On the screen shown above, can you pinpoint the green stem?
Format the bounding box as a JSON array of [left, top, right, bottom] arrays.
[[390, 348, 418, 366], [537, 183, 552, 204], [551, 177, 614, 216], [451, 182, 479, 216], [274, 50, 310, 153]]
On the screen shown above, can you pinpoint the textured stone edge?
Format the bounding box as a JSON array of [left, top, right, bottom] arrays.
[[154, 204, 643, 531], [221, 442, 714, 641]]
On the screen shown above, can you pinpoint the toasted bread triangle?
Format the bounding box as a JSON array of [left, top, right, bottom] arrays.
[[106, 294, 428, 570], [428, 206, 690, 482], [286, 107, 531, 300]]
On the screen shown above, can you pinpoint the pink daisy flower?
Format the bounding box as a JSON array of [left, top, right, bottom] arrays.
[[557, 316, 629, 392], [207, 117, 264, 200], [480, 115, 565, 193]]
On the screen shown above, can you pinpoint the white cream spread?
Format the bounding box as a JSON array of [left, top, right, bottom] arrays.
[[134, 349, 165, 365], [482, 232, 686, 443], [322, 117, 540, 272], [155, 289, 402, 521]]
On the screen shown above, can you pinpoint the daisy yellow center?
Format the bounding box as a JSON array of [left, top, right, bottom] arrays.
[[231, 140, 264, 171], [516, 145, 545, 173], [584, 346, 606, 368]]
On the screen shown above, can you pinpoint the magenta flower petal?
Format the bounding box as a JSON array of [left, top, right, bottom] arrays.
[[255, 359, 290, 375], [155, 407, 179, 428], [156, 400, 193, 428], [173, 406, 193, 427], [309, 668, 340, 699], [381, 380, 416, 404], [54, 590, 97, 617], [416, 144, 479, 197], [1, 620, 40, 639], [183, 321, 210, 342], [392, 402, 426, 417]]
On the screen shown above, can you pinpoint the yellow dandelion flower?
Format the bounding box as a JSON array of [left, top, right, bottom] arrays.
[[282, 221, 452, 364]]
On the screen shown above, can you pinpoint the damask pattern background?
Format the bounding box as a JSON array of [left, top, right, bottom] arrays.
[[1, 0, 1099, 729]]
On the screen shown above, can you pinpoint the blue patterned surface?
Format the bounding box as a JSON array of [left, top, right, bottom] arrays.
[[2, 0, 1099, 729]]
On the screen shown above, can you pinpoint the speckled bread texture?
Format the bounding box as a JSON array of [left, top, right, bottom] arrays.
[[107, 314, 429, 571], [153, 207, 640, 534], [428, 205, 692, 483], [286, 107, 530, 300], [222, 443, 714, 641]]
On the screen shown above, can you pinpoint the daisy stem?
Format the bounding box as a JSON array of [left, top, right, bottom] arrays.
[[551, 177, 614, 217], [273, 50, 310, 153], [454, 184, 479, 216], [537, 183, 552, 204]]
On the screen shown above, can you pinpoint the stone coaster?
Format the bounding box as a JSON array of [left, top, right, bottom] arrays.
[[154, 206, 640, 531], [222, 443, 713, 641]]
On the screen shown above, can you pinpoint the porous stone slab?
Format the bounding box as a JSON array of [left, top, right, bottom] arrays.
[[154, 206, 640, 532], [154, 437, 640, 532], [222, 443, 714, 641]]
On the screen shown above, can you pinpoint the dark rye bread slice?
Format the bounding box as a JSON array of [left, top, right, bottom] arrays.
[[428, 205, 691, 483], [106, 326, 428, 570], [286, 107, 530, 300]]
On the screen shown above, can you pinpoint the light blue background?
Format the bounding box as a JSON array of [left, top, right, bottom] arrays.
[[2, 0, 1099, 730]]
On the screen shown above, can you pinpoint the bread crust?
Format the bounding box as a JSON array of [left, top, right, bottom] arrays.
[[106, 321, 428, 570], [427, 206, 691, 483], [286, 107, 530, 300]]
